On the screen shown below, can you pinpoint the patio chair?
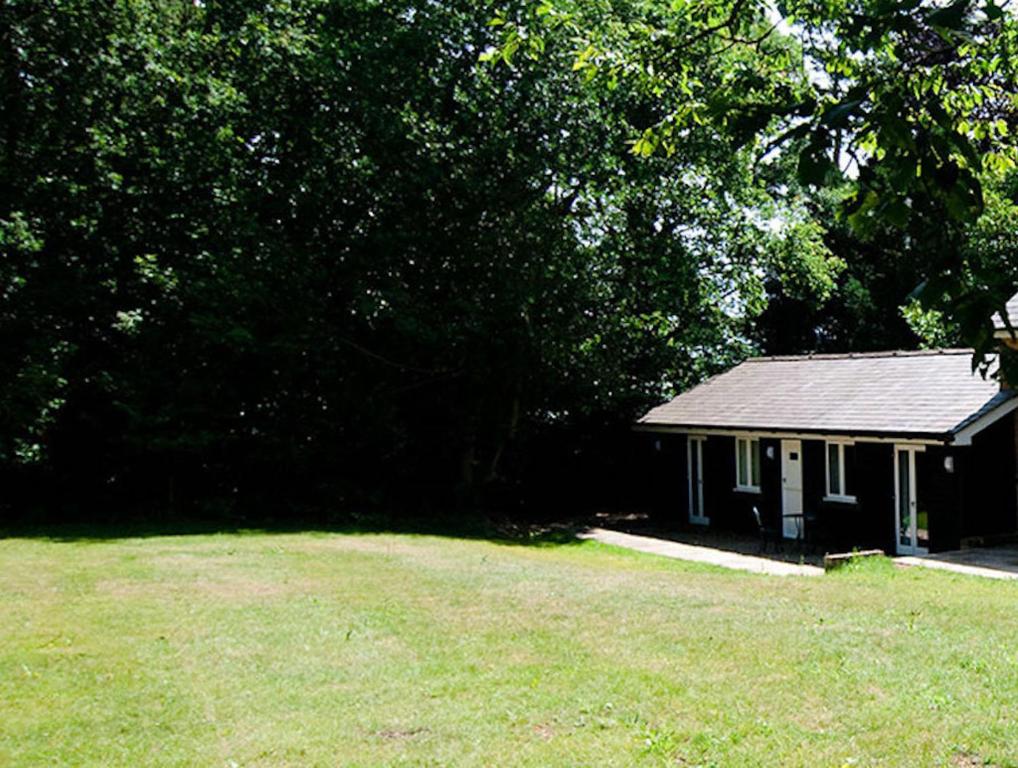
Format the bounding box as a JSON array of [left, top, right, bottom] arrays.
[[752, 506, 782, 553]]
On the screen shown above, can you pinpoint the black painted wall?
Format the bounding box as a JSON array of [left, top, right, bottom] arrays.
[[646, 434, 688, 526], [702, 436, 736, 528], [960, 412, 1017, 541], [647, 423, 1018, 553], [759, 438, 782, 531], [700, 435, 782, 533], [917, 445, 962, 551], [805, 441, 896, 552]]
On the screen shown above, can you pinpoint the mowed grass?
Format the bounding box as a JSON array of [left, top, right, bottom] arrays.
[[3, 531, 1018, 767]]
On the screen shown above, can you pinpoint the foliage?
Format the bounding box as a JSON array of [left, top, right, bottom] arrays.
[[0, 0, 838, 515], [901, 298, 958, 349], [753, 181, 962, 352], [490, 0, 1018, 363], [7, 0, 1016, 516]]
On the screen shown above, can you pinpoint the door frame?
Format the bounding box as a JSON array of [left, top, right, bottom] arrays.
[[687, 435, 708, 525], [893, 444, 928, 555], [780, 439, 804, 539]]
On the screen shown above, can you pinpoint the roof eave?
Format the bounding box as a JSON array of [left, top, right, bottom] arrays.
[[634, 422, 953, 444], [948, 393, 1018, 446]]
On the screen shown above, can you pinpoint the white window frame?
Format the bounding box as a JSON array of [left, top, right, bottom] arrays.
[[824, 439, 857, 503], [893, 443, 928, 555], [734, 435, 761, 493]]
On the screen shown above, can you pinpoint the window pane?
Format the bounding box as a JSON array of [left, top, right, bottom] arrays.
[[916, 504, 930, 550], [843, 445, 856, 497], [898, 450, 911, 547], [915, 451, 929, 550], [690, 442, 701, 516], [828, 443, 841, 495], [738, 439, 748, 486], [750, 440, 760, 487]]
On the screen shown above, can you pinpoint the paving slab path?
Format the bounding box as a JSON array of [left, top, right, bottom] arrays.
[[895, 552, 1018, 581], [580, 527, 823, 577]]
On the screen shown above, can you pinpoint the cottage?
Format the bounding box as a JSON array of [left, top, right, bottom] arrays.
[[638, 305, 1018, 555]]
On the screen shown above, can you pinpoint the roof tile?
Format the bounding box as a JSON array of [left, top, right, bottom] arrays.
[[639, 349, 1007, 437]]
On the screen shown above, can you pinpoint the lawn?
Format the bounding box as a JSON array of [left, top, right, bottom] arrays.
[[3, 529, 1018, 767]]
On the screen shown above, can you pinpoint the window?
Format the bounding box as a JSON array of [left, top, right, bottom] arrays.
[[735, 437, 761, 492], [688, 436, 707, 524], [826, 441, 857, 501]]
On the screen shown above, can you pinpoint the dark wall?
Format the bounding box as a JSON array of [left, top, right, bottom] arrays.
[[961, 412, 1018, 540], [702, 436, 735, 527], [758, 438, 782, 530], [798, 440, 894, 552], [647, 428, 1015, 555], [919, 445, 963, 551], [645, 434, 688, 525], [701, 435, 781, 533], [802, 439, 826, 516], [844, 442, 894, 551], [649, 434, 780, 532], [803, 441, 968, 553], [654, 434, 893, 548]]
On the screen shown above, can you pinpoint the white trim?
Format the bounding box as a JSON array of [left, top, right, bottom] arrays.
[[824, 439, 858, 502], [687, 435, 708, 525], [733, 434, 761, 493], [951, 397, 1018, 446], [893, 444, 928, 556], [780, 439, 804, 539], [635, 424, 945, 446]]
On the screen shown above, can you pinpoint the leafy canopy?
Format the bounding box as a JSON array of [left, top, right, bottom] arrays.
[[489, 0, 1018, 359], [0, 0, 840, 513]]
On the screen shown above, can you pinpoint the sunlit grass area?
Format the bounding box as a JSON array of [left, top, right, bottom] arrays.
[[3, 529, 1018, 766]]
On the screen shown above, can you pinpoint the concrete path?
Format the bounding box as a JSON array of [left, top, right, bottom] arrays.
[[896, 549, 1018, 581], [579, 527, 822, 577]]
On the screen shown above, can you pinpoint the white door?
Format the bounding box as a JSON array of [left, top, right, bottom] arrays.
[[894, 446, 928, 555], [688, 436, 707, 525], [781, 440, 803, 539]]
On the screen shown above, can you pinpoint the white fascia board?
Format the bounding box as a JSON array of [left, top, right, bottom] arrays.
[[951, 397, 1018, 446], [633, 423, 946, 446]]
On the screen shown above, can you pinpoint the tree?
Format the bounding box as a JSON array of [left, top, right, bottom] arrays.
[[0, 0, 840, 518], [492, 0, 1018, 365]]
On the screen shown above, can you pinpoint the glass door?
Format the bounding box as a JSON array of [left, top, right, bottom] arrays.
[[688, 436, 707, 525], [894, 446, 928, 555]]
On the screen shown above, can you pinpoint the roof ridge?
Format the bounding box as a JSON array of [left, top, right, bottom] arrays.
[[746, 348, 975, 362]]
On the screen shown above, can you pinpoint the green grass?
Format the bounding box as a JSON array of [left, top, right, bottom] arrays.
[[3, 530, 1018, 767]]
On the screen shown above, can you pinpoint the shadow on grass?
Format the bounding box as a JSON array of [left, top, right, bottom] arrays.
[[0, 514, 590, 548]]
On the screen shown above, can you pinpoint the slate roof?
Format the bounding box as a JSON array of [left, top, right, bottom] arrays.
[[639, 349, 1011, 439], [992, 293, 1018, 332]]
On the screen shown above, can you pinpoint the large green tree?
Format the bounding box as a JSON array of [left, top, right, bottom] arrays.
[[1, 0, 836, 517], [494, 0, 1018, 362]]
